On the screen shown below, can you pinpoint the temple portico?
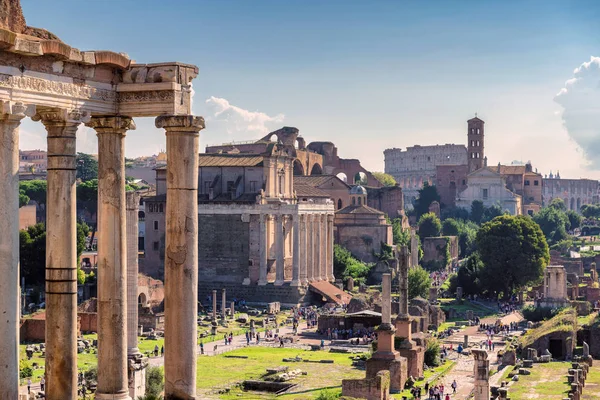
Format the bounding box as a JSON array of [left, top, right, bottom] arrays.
[[0, 16, 201, 400]]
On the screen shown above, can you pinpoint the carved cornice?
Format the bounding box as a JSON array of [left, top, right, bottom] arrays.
[[0, 100, 34, 121], [155, 115, 205, 132], [118, 90, 174, 103], [85, 116, 136, 133], [0, 73, 116, 101]]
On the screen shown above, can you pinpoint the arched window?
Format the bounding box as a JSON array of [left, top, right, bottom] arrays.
[[337, 199, 342, 209], [477, 128, 480, 134], [159, 203, 163, 213], [149, 203, 154, 212], [352, 198, 356, 205], [358, 197, 362, 205]]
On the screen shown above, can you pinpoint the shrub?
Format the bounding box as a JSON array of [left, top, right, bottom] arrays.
[[20, 364, 33, 378], [521, 305, 562, 322], [425, 338, 441, 367], [84, 366, 97, 383], [146, 366, 164, 397]]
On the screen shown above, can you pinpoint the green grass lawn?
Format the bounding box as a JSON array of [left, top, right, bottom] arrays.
[[577, 312, 598, 327], [438, 298, 497, 320], [196, 347, 365, 399], [391, 361, 456, 399], [509, 362, 571, 400], [583, 365, 600, 399]]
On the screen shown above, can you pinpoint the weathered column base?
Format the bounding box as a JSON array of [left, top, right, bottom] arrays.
[[128, 354, 148, 400], [290, 279, 301, 287], [95, 392, 131, 400], [257, 279, 268, 286], [274, 279, 285, 286]]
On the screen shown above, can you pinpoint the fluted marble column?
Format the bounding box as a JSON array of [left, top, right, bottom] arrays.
[[274, 215, 285, 285], [88, 116, 136, 400], [327, 214, 335, 281], [156, 115, 204, 399], [299, 215, 308, 285], [0, 102, 27, 400], [126, 192, 141, 356], [307, 215, 314, 281], [290, 215, 300, 286], [258, 214, 268, 285], [315, 214, 322, 281], [34, 108, 85, 400]]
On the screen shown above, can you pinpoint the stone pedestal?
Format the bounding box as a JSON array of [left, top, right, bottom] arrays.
[[399, 343, 425, 380], [127, 354, 148, 399], [394, 316, 412, 341], [0, 103, 26, 400], [156, 115, 204, 399], [473, 349, 490, 400]]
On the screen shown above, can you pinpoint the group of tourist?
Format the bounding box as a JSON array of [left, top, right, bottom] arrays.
[[323, 326, 376, 341], [413, 380, 457, 400]]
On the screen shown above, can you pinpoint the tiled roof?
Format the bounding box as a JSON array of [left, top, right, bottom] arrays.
[[295, 185, 331, 198], [336, 204, 384, 215], [485, 165, 526, 175], [294, 175, 346, 187], [198, 154, 264, 167]]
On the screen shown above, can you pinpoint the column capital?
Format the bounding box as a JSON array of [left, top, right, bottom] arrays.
[[126, 191, 140, 211], [32, 107, 90, 126], [155, 115, 205, 133], [0, 101, 34, 121], [86, 115, 136, 134], [327, 213, 334, 223]]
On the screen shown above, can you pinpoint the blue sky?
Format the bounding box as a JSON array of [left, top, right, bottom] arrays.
[[19, 0, 600, 178]]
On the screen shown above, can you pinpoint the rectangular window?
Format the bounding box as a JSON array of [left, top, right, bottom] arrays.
[[482, 188, 488, 200], [249, 181, 257, 192], [153, 241, 159, 251], [153, 220, 158, 230], [525, 180, 530, 186], [534, 180, 539, 186], [227, 181, 235, 193]]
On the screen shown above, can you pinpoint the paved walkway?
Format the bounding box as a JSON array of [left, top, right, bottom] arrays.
[[434, 312, 524, 400]]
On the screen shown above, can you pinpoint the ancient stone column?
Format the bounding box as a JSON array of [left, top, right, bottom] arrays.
[[299, 215, 309, 285], [274, 214, 285, 285], [327, 214, 335, 281], [473, 349, 490, 400], [315, 214, 322, 281], [221, 288, 227, 320], [87, 116, 136, 400], [291, 214, 301, 286], [398, 246, 409, 317], [35, 108, 85, 400], [212, 290, 217, 322], [258, 214, 268, 285], [126, 192, 141, 356], [156, 115, 204, 399], [230, 301, 235, 318], [382, 273, 392, 324], [0, 102, 27, 400], [306, 215, 314, 281]]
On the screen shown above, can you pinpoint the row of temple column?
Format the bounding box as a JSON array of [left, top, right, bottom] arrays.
[[258, 213, 334, 286], [0, 104, 204, 400]]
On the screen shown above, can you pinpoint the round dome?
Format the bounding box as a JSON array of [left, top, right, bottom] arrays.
[[350, 185, 367, 195]]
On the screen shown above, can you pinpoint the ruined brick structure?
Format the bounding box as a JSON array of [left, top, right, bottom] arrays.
[[543, 172, 599, 211]]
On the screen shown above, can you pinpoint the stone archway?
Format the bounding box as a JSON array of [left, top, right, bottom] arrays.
[[138, 291, 148, 307], [310, 163, 323, 175], [293, 159, 304, 175]]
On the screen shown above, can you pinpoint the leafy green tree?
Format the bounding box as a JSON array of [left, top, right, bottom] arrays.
[[566, 210, 583, 230], [76, 152, 98, 181], [482, 204, 504, 223], [417, 212, 441, 242], [333, 245, 370, 284], [581, 204, 600, 219], [19, 180, 47, 206], [391, 218, 410, 247], [456, 253, 484, 295], [20, 222, 90, 286], [414, 182, 441, 218], [372, 172, 397, 187], [19, 189, 30, 207], [441, 218, 460, 236], [470, 200, 485, 224], [408, 265, 432, 300], [533, 206, 569, 243], [457, 219, 478, 258], [549, 198, 567, 212], [77, 179, 98, 220], [477, 215, 549, 297]]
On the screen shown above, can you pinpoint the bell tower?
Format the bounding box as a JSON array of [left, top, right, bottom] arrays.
[[467, 115, 485, 172]]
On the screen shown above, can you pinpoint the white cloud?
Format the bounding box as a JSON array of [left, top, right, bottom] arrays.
[[205, 96, 284, 136], [554, 56, 600, 169]]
